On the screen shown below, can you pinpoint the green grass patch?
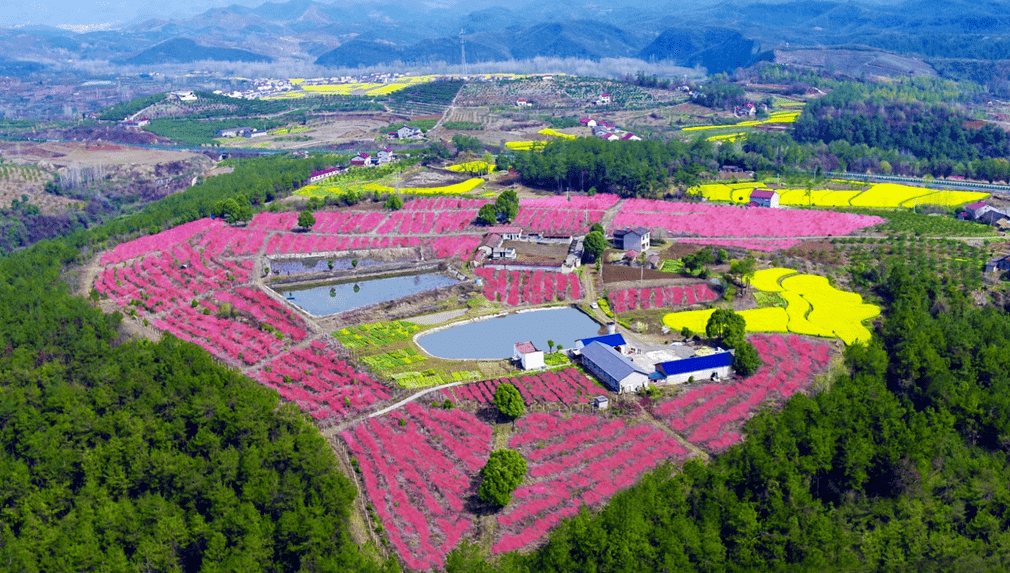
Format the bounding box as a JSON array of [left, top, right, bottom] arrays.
[[753, 291, 787, 308], [391, 368, 480, 389], [442, 121, 484, 130], [333, 320, 421, 350], [361, 347, 426, 370], [544, 352, 571, 367], [384, 119, 439, 133], [840, 208, 996, 237], [660, 259, 685, 273]]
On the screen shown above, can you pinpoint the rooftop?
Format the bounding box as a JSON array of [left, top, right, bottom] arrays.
[[750, 189, 777, 200], [486, 225, 523, 235], [657, 352, 734, 377], [514, 341, 538, 354], [582, 341, 649, 381], [578, 333, 626, 348]]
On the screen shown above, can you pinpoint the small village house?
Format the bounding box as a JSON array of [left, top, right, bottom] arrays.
[[613, 226, 650, 252], [308, 167, 340, 184], [749, 189, 780, 208], [486, 225, 523, 240], [513, 341, 544, 370]]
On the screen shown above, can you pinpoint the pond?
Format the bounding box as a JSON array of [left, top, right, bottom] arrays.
[[268, 257, 390, 276], [416, 307, 605, 360], [278, 272, 459, 316]]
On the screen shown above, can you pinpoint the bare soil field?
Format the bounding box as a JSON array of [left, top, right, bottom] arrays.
[[603, 264, 675, 284], [401, 169, 469, 187], [6, 141, 201, 167], [502, 240, 568, 266], [774, 48, 937, 78]]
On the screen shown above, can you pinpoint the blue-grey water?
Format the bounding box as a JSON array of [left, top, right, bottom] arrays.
[[279, 273, 458, 316], [269, 257, 389, 276], [417, 307, 605, 360]]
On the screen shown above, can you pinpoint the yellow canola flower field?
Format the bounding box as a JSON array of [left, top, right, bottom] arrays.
[[294, 182, 387, 199], [538, 128, 577, 140], [447, 161, 496, 174], [699, 181, 987, 209], [902, 189, 991, 208], [848, 183, 936, 208], [682, 111, 802, 132], [663, 268, 880, 345], [690, 182, 766, 202], [662, 307, 788, 334], [777, 189, 863, 207], [747, 267, 796, 292], [506, 141, 546, 151], [707, 132, 747, 143], [366, 178, 486, 196]]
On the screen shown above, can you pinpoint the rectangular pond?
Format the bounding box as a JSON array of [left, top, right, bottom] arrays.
[[277, 272, 459, 316], [416, 307, 606, 360]]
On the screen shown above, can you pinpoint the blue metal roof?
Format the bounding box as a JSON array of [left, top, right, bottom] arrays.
[[578, 333, 626, 348], [581, 341, 649, 383], [657, 352, 734, 376]]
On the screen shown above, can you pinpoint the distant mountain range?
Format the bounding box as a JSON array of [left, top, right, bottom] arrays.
[[2, 0, 1010, 74]]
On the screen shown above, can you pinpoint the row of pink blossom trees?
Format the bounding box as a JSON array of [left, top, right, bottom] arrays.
[[253, 341, 392, 424], [492, 412, 691, 554], [613, 199, 883, 239], [341, 403, 493, 571], [475, 268, 581, 304], [650, 333, 834, 452], [440, 369, 602, 407], [608, 283, 718, 312]]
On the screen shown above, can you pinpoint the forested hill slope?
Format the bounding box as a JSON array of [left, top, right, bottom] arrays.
[[0, 155, 394, 571], [448, 263, 1010, 572]]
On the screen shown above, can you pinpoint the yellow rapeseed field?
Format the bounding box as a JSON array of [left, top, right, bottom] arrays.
[[506, 141, 545, 151], [537, 128, 577, 140], [699, 181, 987, 209], [447, 161, 496, 174], [747, 268, 796, 292], [368, 178, 486, 196], [663, 268, 880, 344]]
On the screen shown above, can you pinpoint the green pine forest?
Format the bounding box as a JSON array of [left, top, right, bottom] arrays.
[[8, 79, 1010, 571]]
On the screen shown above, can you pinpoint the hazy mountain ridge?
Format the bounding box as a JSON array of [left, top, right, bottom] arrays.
[[3, 0, 1010, 72]]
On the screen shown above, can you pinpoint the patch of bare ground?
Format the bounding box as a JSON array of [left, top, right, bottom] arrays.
[[662, 243, 703, 259], [501, 240, 569, 266], [773, 48, 937, 78], [25, 141, 202, 167], [401, 168, 469, 187], [602, 264, 674, 284]]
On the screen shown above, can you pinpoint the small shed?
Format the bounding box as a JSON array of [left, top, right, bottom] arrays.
[[513, 341, 544, 370], [749, 189, 779, 208], [593, 396, 609, 410]]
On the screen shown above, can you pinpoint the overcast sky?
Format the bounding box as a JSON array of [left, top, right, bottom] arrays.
[[0, 0, 267, 29]]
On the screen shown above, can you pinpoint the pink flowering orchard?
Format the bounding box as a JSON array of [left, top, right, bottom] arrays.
[[92, 192, 851, 571]]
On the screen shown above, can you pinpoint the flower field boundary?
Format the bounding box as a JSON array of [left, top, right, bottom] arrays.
[[607, 283, 717, 313], [475, 268, 580, 305], [341, 404, 493, 570], [439, 368, 602, 407], [492, 412, 691, 554], [651, 333, 834, 452], [252, 340, 394, 424]]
